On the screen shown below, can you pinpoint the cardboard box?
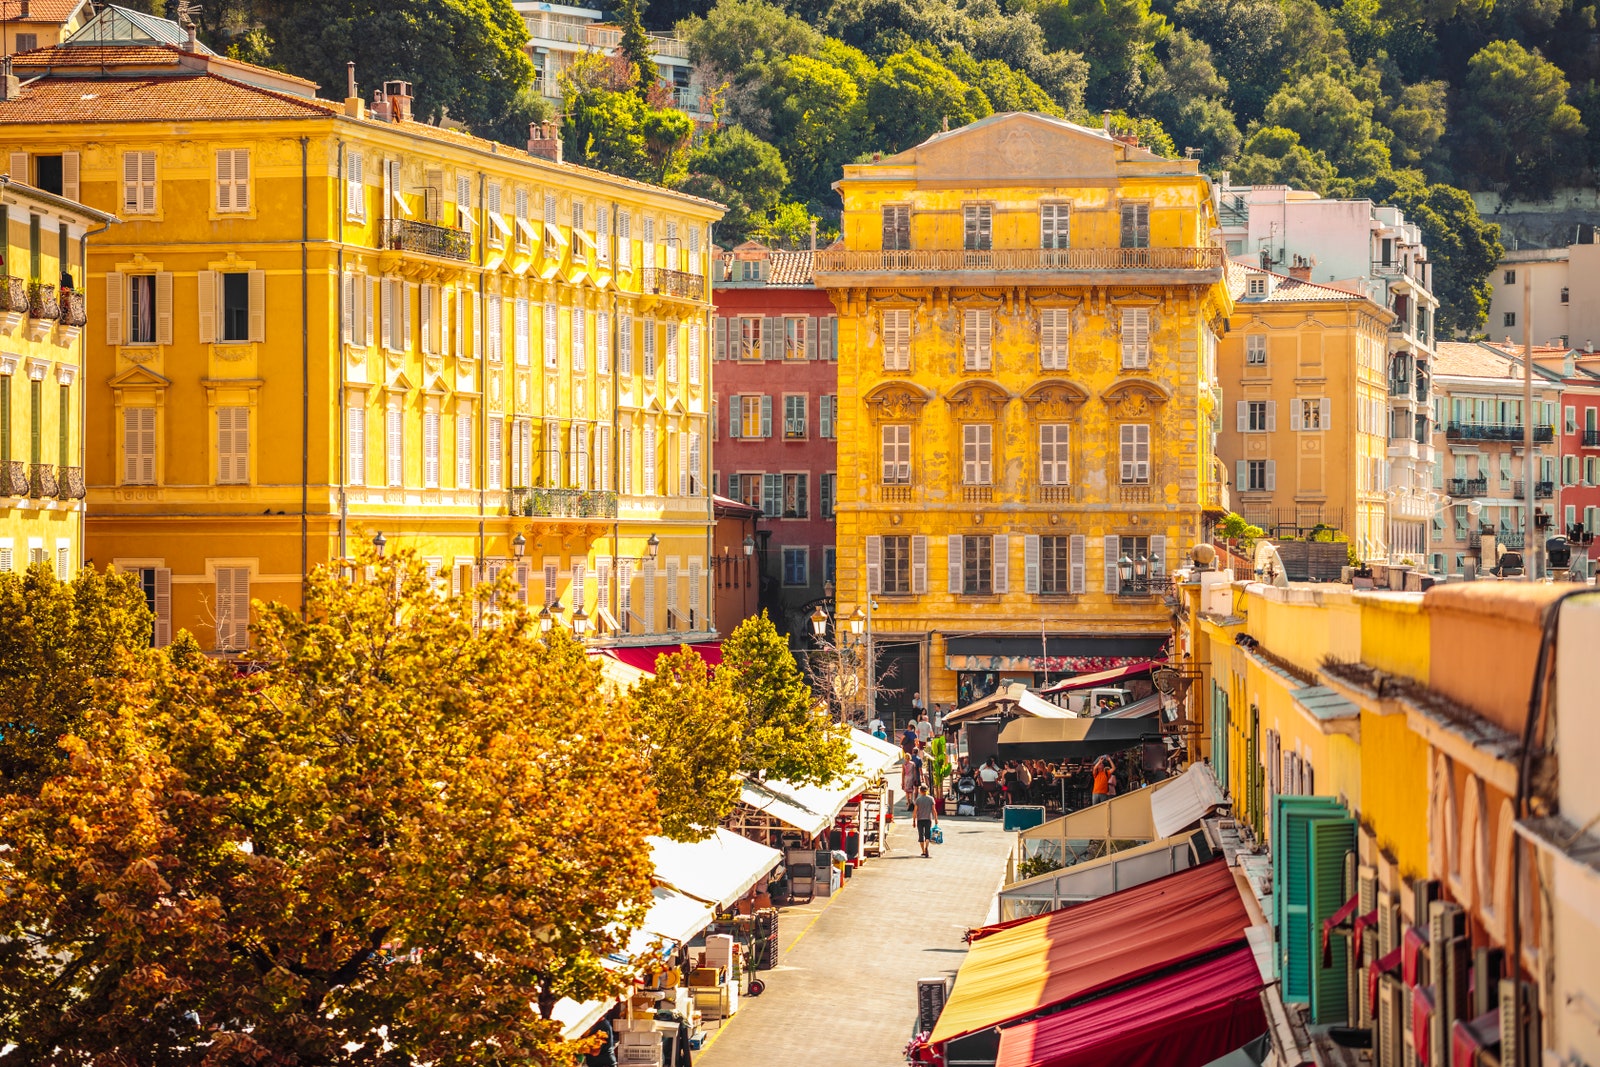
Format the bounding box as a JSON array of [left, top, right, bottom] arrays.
[[690, 966, 723, 987]]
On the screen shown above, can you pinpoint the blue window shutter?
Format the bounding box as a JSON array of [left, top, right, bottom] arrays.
[[1310, 816, 1357, 1024]]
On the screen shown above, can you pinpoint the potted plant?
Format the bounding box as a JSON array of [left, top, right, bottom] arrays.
[[926, 737, 953, 815]]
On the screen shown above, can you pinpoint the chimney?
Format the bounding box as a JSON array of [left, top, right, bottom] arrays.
[[370, 88, 391, 123], [382, 80, 413, 123], [1288, 263, 1312, 281], [1102, 109, 1112, 133], [1587, 339, 1594, 353], [1, 57, 17, 103], [344, 62, 364, 118], [184, 23, 198, 51], [527, 121, 562, 164]]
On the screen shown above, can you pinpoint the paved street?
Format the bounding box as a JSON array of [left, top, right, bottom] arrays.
[[697, 814, 1015, 1067]]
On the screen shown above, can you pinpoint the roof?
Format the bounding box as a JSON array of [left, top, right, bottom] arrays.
[[1432, 341, 1561, 383], [0, 0, 88, 23], [61, 4, 216, 53], [714, 246, 817, 287], [945, 682, 1075, 726], [1227, 260, 1384, 307], [648, 828, 781, 910], [1039, 659, 1159, 695], [1148, 763, 1228, 838], [0, 177, 120, 224], [929, 860, 1252, 1045], [0, 73, 336, 124], [904, 111, 1175, 166], [712, 492, 760, 518]]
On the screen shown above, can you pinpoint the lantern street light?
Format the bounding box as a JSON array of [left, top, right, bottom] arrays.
[[810, 604, 829, 639], [1134, 552, 1150, 581], [742, 535, 755, 556], [538, 604, 553, 635], [571, 606, 590, 637], [848, 607, 866, 640], [646, 533, 661, 560], [372, 531, 387, 558], [512, 533, 526, 559], [1117, 552, 1134, 585]]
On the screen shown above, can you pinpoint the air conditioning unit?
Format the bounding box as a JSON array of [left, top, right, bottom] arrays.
[[1378, 973, 1407, 1067], [1429, 900, 1469, 1063], [1499, 978, 1540, 1067]]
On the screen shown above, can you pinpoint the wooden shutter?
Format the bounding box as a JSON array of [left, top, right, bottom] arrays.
[[155, 271, 173, 345], [348, 404, 366, 485], [367, 277, 377, 345], [992, 534, 1008, 593], [1236, 460, 1248, 492], [1290, 401, 1304, 431], [380, 279, 393, 351], [216, 150, 234, 212], [1150, 534, 1168, 575], [1024, 535, 1040, 594], [947, 534, 963, 593], [1266, 460, 1277, 491], [728, 395, 741, 439], [1104, 534, 1120, 593], [911, 535, 927, 594], [1237, 401, 1249, 433], [762, 316, 780, 360], [759, 394, 772, 438], [105, 271, 124, 345], [217, 407, 248, 483], [1070, 534, 1086, 594], [152, 567, 172, 646], [1266, 400, 1277, 432], [7, 152, 26, 185], [247, 270, 265, 342], [424, 411, 440, 486], [61, 151, 79, 202], [715, 316, 728, 361], [123, 407, 155, 484], [421, 284, 434, 355], [1320, 398, 1331, 427], [386, 406, 403, 485]]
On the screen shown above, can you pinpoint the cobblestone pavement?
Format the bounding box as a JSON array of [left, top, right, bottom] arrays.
[[695, 813, 1015, 1067]]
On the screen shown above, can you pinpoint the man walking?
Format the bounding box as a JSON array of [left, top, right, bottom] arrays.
[[914, 786, 939, 858], [914, 712, 933, 747]]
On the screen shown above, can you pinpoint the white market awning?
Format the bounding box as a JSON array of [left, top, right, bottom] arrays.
[[946, 682, 1077, 726], [649, 828, 782, 909], [1149, 762, 1229, 838], [624, 886, 715, 958], [554, 996, 612, 1041], [850, 727, 905, 776]]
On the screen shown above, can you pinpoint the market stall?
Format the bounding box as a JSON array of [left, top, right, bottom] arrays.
[[650, 828, 783, 911], [995, 831, 1206, 921]]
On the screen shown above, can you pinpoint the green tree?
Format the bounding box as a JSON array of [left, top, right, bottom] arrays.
[[718, 612, 851, 785], [751, 200, 836, 248], [1360, 171, 1504, 334], [762, 51, 874, 202], [946, 48, 1066, 116], [1261, 71, 1377, 172], [1036, 0, 1168, 109], [1454, 39, 1588, 197], [562, 55, 694, 184], [682, 125, 790, 241], [267, 0, 535, 133], [617, 0, 657, 93], [0, 551, 657, 1061], [864, 50, 991, 153], [1382, 80, 1448, 169], [1171, 0, 1289, 123], [680, 0, 824, 83], [0, 563, 154, 797], [819, 0, 974, 58], [1142, 31, 1240, 162], [1229, 126, 1350, 196], [633, 647, 745, 840]]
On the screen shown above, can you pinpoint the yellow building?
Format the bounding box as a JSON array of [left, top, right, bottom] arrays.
[[0, 0, 93, 57], [0, 176, 115, 582], [814, 113, 1231, 710], [0, 9, 721, 652], [1217, 263, 1393, 561]]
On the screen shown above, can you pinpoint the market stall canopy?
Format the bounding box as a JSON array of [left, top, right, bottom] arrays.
[[553, 996, 613, 1042], [607, 641, 723, 675], [649, 828, 782, 909], [850, 727, 905, 775], [737, 730, 901, 836], [1149, 763, 1228, 838], [1095, 693, 1164, 719], [590, 651, 652, 693], [996, 715, 1155, 760], [993, 944, 1267, 1067], [1039, 660, 1161, 696], [946, 683, 1077, 726], [623, 886, 716, 958], [1019, 780, 1162, 847], [929, 860, 1253, 1047]]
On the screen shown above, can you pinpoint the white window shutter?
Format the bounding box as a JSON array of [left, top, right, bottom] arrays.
[[380, 279, 393, 351], [153, 568, 172, 647], [1070, 534, 1086, 593], [1266, 400, 1277, 432], [1320, 398, 1331, 426], [105, 271, 124, 345], [947, 534, 963, 593], [404, 283, 417, 351], [992, 534, 1008, 593], [1024, 535, 1040, 594], [367, 277, 377, 345], [348, 404, 366, 485], [248, 270, 265, 343], [195, 270, 217, 344], [1291, 402, 1303, 431], [421, 283, 434, 355], [1266, 460, 1277, 491], [911, 534, 928, 594], [341, 272, 355, 345], [1236, 401, 1248, 433], [7, 152, 26, 184], [728, 395, 741, 439], [1104, 534, 1120, 593], [1150, 534, 1168, 575], [759, 395, 772, 438], [1236, 460, 1247, 491], [155, 271, 173, 345], [716, 316, 728, 360]]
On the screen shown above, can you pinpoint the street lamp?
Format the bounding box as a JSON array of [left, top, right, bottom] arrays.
[[571, 606, 590, 637], [372, 531, 387, 558], [1118, 552, 1134, 585], [848, 607, 866, 640], [538, 604, 553, 635], [512, 532, 526, 559], [742, 535, 755, 557], [1135, 552, 1150, 581], [810, 604, 829, 639], [646, 533, 660, 560]]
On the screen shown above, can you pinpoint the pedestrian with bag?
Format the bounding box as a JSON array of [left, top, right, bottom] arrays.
[[914, 786, 939, 858]]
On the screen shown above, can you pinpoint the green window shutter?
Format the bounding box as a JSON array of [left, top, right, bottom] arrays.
[[1310, 816, 1357, 1024], [1272, 795, 1345, 997]]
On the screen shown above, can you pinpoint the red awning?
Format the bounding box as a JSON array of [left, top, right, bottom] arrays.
[[994, 945, 1268, 1067], [929, 860, 1254, 1046], [607, 642, 723, 675], [1039, 660, 1161, 695]]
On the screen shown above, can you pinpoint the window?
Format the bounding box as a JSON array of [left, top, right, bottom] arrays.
[[962, 424, 992, 484], [1504, 270, 1516, 284], [962, 535, 993, 595], [783, 316, 807, 359], [883, 204, 910, 250], [882, 424, 911, 483], [456, 410, 472, 488], [1247, 277, 1266, 296], [516, 189, 532, 251], [423, 410, 440, 488], [881, 535, 912, 594], [782, 473, 808, 518], [572, 309, 587, 373], [1039, 536, 1072, 594], [348, 404, 366, 485], [1040, 308, 1069, 369], [882, 308, 911, 370], [963, 204, 992, 251], [1247, 459, 1274, 491], [819, 395, 836, 439], [688, 323, 701, 384], [1245, 400, 1270, 432], [122, 407, 156, 485], [1120, 308, 1150, 368], [215, 567, 250, 651], [346, 151, 365, 220], [215, 149, 249, 212], [221, 272, 252, 342], [1298, 398, 1326, 430], [216, 407, 249, 484], [14, 32, 36, 50], [1504, 312, 1517, 328], [1119, 203, 1150, 248], [643, 320, 657, 377], [1246, 335, 1267, 365], [760, 472, 781, 517], [1039, 425, 1069, 485], [642, 423, 658, 495], [128, 274, 157, 344], [783, 394, 807, 439], [963, 309, 992, 370], [1561, 286, 1570, 304], [122, 151, 156, 214], [386, 405, 404, 486], [735, 394, 769, 438], [486, 181, 503, 247], [782, 547, 809, 587], [821, 471, 836, 519], [524, 300, 539, 367], [1040, 202, 1070, 249], [1119, 424, 1150, 483], [735, 316, 762, 360]]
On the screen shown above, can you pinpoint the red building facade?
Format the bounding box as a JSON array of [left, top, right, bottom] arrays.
[[1539, 348, 1600, 564], [712, 244, 839, 638]]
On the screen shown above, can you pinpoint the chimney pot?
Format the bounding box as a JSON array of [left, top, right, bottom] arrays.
[[347, 61, 357, 101], [527, 121, 562, 164], [1288, 263, 1312, 281]]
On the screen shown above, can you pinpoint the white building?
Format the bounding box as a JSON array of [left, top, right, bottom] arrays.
[[514, 2, 708, 119], [1218, 182, 1440, 560], [1485, 232, 1600, 350]]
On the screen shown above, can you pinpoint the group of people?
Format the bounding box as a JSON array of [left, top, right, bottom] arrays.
[[957, 754, 1124, 812]]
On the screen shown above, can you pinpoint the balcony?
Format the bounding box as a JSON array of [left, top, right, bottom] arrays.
[[1514, 480, 1555, 500], [28, 462, 57, 499], [642, 267, 702, 300], [507, 487, 619, 519], [1496, 530, 1526, 549], [59, 288, 87, 327], [27, 282, 59, 321], [0, 275, 25, 316], [879, 484, 913, 503], [812, 245, 1226, 285], [1584, 429, 1600, 448], [962, 485, 994, 504], [1035, 484, 1077, 504], [1446, 422, 1555, 444], [1448, 477, 1488, 497], [1119, 484, 1155, 505], [1118, 575, 1176, 597], [1, 461, 27, 496], [56, 465, 85, 500], [384, 218, 471, 262], [1387, 438, 1418, 460]]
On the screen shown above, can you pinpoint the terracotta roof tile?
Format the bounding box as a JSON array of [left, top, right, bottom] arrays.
[[1432, 341, 1523, 379], [9, 44, 189, 67], [0, 73, 335, 123], [765, 250, 814, 286], [1226, 260, 1379, 305], [0, 0, 86, 22]]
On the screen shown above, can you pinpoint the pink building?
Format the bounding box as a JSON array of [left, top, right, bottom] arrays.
[[1533, 346, 1600, 564], [712, 243, 839, 640]]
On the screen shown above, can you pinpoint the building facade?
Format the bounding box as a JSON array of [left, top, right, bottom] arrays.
[[1485, 235, 1600, 349], [1541, 348, 1600, 560], [0, 9, 721, 652], [0, 0, 92, 57], [1217, 262, 1393, 560], [711, 242, 839, 639], [817, 112, 1231, 715], [0, 177, 113, 581], [514, 2, 708, 119], [1431, 343, 1560, 576], [1217, 183, 1439, 559]]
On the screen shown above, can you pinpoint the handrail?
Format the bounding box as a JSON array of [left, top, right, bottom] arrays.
[[813, 246, 1225, 273]]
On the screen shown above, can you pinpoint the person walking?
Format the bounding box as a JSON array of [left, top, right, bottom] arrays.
[[914, 785, 939, 858], [914, 712, 933, 747]]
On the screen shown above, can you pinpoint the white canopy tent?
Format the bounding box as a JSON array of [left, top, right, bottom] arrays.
[[945, 682, 1078, 726], [649, 828, 783, 909]]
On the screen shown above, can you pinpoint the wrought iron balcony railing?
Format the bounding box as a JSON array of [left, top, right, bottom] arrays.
[[1446, 422, 1554, 443], [1, 460, 28, 496], [1585, 429, 1600, 448], [29, 462, 57, 499], [1118, 575, 1175, 597], [56, 465, 85, 500], [1448, 477, 1488, 497], [27, 282, 58, 321], [1514, 480, 1555, 500], [384, 218, 472, 262], [641, 267, 703, 299], [1496, 530, 1526, 549], [507, 487, 619, 519], [814, 245, 1225, 274], [59, 288, 87, 327]]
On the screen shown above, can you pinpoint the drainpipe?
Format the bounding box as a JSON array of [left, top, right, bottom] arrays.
[[477, 170, 486, 571], [78, 216, 112, 570], [703, 226, 714, 634], [610, 198, 621, 636], [299, 136, 310, 611], [336, 140, 347, 561]]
